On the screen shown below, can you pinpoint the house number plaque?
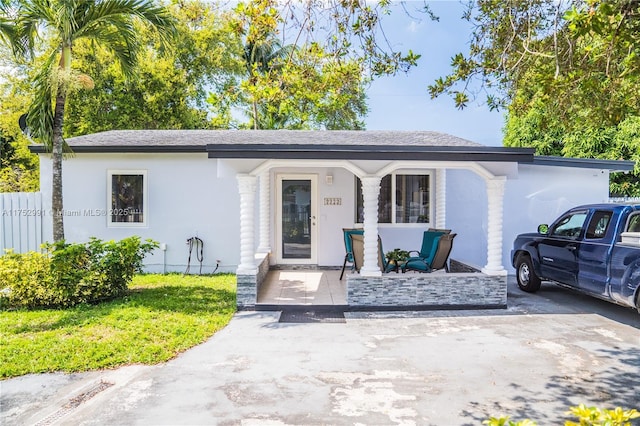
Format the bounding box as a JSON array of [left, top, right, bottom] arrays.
[[324, 197, 342, 206]]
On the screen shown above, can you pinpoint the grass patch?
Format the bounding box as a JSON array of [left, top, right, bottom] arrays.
[[0, 274, 236, 378]]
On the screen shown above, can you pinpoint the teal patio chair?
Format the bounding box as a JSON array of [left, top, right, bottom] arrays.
[[340, 228, 364, 280], [429, 233, 457, 272], [401, 230, 446, 273]]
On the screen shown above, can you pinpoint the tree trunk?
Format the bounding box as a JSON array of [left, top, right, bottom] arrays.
[[252, 99, 259, 130], [52, 84, 66, 242]]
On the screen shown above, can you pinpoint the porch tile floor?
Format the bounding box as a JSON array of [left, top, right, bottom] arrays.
[[258, 269, 347, 306]]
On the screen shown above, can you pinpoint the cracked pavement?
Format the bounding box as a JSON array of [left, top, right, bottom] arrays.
[[2, 278, 639, 425]]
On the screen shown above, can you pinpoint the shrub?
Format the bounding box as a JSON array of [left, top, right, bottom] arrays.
[[0, 237, 158, 309], [0, 250, 57, 308], [484, 405, 640, 426]]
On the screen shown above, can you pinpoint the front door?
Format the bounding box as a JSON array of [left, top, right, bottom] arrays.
[[276, 174, 317, 264]]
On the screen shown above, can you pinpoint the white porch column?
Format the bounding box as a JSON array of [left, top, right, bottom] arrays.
[[435, 169, 446, 229], [237, 174, 258, 274], [257, 171, 271, 253], [360, 176, 382, 277], [482, 177, 507, 275]]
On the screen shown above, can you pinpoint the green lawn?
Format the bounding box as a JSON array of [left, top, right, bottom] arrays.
[[0, 274, 236, 378]]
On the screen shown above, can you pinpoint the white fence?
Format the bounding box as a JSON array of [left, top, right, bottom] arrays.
[[1, 192, 45, 254], [609, 197, 640, 203]]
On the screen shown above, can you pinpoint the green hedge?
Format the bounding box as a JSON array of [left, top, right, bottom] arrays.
[[0, 237, 157, 309]]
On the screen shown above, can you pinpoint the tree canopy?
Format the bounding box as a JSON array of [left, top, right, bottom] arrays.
[[430, 0, 640, 195], [1, 0, 176, 240], [40, 0, 432, 133], [64, 1, 238, 133], [207, 0, 369, 130]]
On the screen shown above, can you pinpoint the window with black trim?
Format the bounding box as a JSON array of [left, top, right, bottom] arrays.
[[585, 210, 612, 239], [108, 170, 146, 226], [355, 173, 431, 224]]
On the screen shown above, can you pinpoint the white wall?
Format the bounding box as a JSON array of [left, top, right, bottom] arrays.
[[445, 169, 488, 269], [503, 164, 611, 271], [38, 153, 614, 274], [39, 153, 239, 273], [446, 164, 612, 272]]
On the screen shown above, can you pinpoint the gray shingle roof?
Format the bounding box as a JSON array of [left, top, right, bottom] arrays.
[[26, 130, 635, 170], [60, 129, 485, 148], [28, 129, 538, 162]]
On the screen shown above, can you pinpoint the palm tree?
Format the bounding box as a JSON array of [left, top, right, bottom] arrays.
[[1, 0, 175, 241], [243, 36, 293, 129]]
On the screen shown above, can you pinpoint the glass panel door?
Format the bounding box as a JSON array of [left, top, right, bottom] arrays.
[[281, 179, 311, 259], [277, 174, 317, 263]]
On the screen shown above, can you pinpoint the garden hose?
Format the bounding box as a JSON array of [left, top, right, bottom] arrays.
[[185, 236, 204, 275]]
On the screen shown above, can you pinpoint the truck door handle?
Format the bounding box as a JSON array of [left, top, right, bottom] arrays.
[[567, 245, 577, 251]]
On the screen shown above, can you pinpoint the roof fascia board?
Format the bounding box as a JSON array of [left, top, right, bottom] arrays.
[[28, 145, 206, 154], [207, 143, 532, 154], [207, 147, 534, 163], [532, 156, 635, 171]]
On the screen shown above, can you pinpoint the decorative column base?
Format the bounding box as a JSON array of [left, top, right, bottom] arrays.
[[481, 267, 508, 276]]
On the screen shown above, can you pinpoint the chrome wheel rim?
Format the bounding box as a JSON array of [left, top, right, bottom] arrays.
[[518, 263, 530, 285]]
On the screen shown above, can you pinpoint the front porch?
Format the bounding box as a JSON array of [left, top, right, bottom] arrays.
[[216, 132, 529, 311], [239, 254, 507, 310]]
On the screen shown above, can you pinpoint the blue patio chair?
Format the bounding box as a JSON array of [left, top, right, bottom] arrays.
[[401, 230, 446, 273], [340, 228, 364, 280]]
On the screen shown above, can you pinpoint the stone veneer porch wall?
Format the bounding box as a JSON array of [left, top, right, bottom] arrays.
[[346, 273, 507, 309], [236, 252, 270, 309]]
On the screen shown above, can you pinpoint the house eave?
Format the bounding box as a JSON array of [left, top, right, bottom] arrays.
[[206, 144, 535, 163], [532, 155, 635, 172], [28, 145, 207, 154]]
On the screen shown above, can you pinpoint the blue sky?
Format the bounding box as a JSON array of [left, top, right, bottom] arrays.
[[364, 1, 505, 147]]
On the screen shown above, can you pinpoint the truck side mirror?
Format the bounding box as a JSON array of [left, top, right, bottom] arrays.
[[538, 224, 549, 235]]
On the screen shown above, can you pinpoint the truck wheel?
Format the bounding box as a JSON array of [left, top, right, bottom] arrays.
[[516, 255, 541, 293]]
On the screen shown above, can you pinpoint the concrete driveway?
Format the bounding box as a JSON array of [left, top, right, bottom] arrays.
[[2, 278, 639, 425]]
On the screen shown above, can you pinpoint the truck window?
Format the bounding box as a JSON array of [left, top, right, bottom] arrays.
[[627, 213, 640, 233], [550, 212, 588, 239], [585, 210, 612, 239]]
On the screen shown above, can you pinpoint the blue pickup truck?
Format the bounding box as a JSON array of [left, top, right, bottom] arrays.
[[511, 203, 640, 312]]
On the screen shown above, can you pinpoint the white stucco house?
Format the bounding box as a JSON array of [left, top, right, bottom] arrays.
[[28, 130, 634, 309]]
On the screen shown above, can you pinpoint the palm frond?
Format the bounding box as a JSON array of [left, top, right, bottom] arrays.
[[0, 18, 16, 46], [78, 0, 175, 46], [19, 0, 58, 57], [88, 22, 140, 75], [26, 49, 57, 148], [0, 4, 31, 57]]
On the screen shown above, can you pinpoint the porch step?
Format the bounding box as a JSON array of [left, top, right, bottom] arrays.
[[256, 304, 347, 312], [269, 265, 341, 271], [278, 309, 346, 324]]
